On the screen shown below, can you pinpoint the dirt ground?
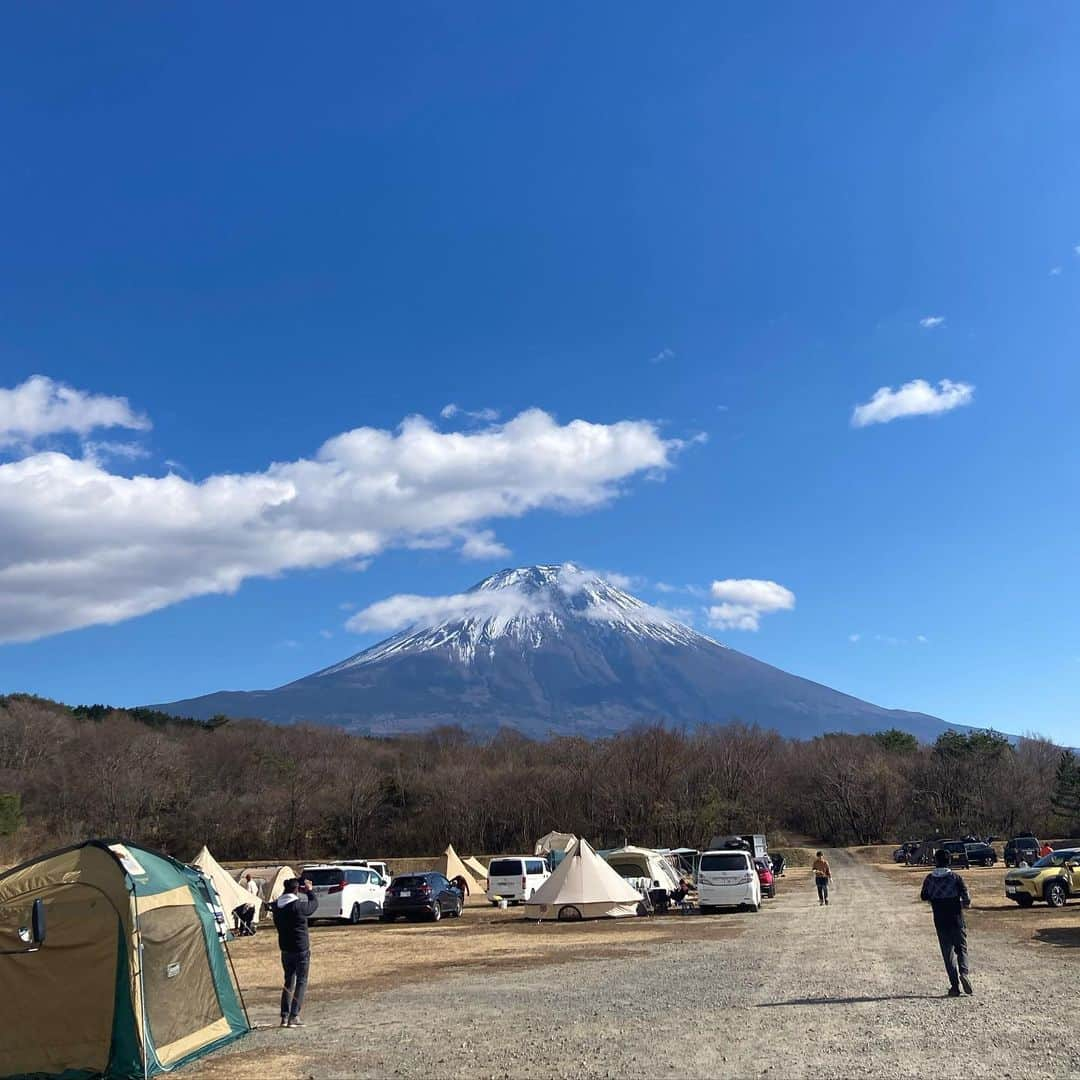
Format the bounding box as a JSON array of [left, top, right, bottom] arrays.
[[187, 854, 1080, 1079]]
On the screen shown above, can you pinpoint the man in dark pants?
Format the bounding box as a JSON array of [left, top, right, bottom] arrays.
[[920, 848, 973, 997], [273, 877, 318, 1027]]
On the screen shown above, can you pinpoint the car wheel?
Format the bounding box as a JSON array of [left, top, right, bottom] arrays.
[[1016, 895, 1035, 908], [431, 902, 442, 922], [349, 903, 363, 925], [749, 903, 760, 913], [983, 857, 994, 868], [557, 905, 582, 921], [1045, 882, 1068, 908]]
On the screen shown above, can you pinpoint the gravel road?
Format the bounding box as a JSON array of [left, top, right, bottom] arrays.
[[192, 851, 1080, 1079]]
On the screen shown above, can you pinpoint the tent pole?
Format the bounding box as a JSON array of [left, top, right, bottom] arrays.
[[223, 933, 252, 1030], [133, 886, 150, 1080]]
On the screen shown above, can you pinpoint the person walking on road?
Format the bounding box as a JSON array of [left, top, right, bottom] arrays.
[[812, 852, 832, 905], [273, 877, 319, 1027], [920, 848, 973, 997]]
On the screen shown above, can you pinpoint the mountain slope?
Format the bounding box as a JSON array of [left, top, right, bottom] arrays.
[[156, 564, 952, 740]]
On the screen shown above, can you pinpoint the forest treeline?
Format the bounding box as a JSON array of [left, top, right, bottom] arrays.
[[1, 693, 1078, 864]]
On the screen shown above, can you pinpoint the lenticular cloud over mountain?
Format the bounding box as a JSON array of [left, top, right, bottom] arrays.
[[158, 563, 953, 742]]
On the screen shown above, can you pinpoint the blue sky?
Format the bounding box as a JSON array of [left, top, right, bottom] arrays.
[[1, 5, 1078, 743]]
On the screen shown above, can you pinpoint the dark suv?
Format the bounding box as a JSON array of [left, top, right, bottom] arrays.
[[1004, 836, 1040, 867], [381, 873, 463, 922], [964, 842, 997, 868], [939, 840, 971, 868]]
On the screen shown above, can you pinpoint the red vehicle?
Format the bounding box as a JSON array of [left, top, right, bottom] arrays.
[[754, 858, 776, 899]]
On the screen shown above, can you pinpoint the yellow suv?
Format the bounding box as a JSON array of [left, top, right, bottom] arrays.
[[1004, 847, 1080, 908]]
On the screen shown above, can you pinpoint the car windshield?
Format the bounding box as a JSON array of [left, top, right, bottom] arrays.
[[1034, 852, 1076, 869], [391, 875, 426, 888], [303, 868, 344, 886], [488, 859, 522, 876], [700, 853, 748, 872]]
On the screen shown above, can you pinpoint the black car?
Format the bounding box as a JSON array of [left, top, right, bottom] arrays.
[[939, 840, 971, 868], [964, 842, 998, 867], [1004, 836, 1040, 868], [381, 872, 463, 922]]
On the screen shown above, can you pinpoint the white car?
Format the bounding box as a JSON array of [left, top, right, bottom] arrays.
[[340, 859, 392, 884], [697, 849, 761, 914], [485, 856, 550, 904], [301, 864, 388, 923]]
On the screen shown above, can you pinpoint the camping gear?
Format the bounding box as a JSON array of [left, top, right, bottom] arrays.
[[0, 839, 249, 1079], [525, 837, 642, 921], [192, 845, 262, 931], [534, 831, 576, 868], [463, 855, 489, 886], [232, 865, 295, 907], [433, 845, 482, 897], [600, 845, 682, 893]]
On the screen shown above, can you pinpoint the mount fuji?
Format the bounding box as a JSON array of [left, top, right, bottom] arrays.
[[156, 564, 952, 740]]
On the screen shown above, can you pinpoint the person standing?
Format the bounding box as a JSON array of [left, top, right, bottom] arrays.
[[273, 877, 318, 1027], [920, 848, 973, 997], [812, 851, 832, 905], [245, 873, 261, 899]]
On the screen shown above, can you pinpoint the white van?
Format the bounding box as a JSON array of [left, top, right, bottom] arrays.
[[697, 849, 761, 914], [340, 859, 392, 884], [485, 856, 550, 904], [301, 864, 388, 923]]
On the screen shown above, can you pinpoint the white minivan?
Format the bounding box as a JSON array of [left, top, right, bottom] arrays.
[[697, 849, 761, 914], [302, 863, 388, 923], [485, 856, 550, 904]]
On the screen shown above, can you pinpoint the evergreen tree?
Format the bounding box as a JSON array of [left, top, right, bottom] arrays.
[[1051, 750, 1080, 826]]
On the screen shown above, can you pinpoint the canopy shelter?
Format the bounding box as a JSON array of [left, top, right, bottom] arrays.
[[525, 837, 642, 921], [462, 856, 488, 886], [0, 839, 248, 1079], [600, 846, 682, 891], [231, 865, 295, 906], [192, 846, 262, 923], [434, 845, 482, 896]]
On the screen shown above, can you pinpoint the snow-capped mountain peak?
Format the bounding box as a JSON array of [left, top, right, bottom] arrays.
[[319, 563, 710, 675]]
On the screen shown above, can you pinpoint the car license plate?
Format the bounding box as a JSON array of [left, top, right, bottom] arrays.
[[400, 890, 411, 897]]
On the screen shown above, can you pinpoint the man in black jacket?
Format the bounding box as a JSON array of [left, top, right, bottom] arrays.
[[273, 878, 319, 1027], [920, 848, 973, 997]]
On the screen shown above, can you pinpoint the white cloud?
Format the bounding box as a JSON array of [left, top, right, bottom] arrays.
[[1074, 245, 1080, 256], [707, 578, 795, 631], [0, 375, 149, 448], [441, 403, 500, 422], [81, 440, 151, 467], [649, 347, 675, 364], [347, 588, 543, 633], [1050, 266, 1063, 276], [849, 633, 862, 643], [851, 378, 974, 428], [319, 629, 334, 639], [919, 316, 946, 329], [460, 529, 511, 560], [916, 634, 928, 644], [0, 388, 687, 643]]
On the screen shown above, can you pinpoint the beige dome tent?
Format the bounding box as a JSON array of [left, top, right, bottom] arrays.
[[601, 846, 681, 891], [462, 856, 488, 887], [192, 846, 261, 922], [434, 844, 482, 896], [232, 865, 295, 906], [525, 837, 642, 921], [534, 830, 576, 857]]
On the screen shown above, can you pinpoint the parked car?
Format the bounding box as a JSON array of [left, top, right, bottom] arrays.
[[1004, 848, 1080, 908], [697, 849, 761, 914], [893, 841, 921, 863], [963, 842, 997, 867], [381, 872, 463, 922], [754, 857, 776, 898], [939, 840, 971, 868], [485, 856, 550, 905], [1004, 836, 1041, 868], [340, 859, 392, 884], [301, 863, 388, 923]]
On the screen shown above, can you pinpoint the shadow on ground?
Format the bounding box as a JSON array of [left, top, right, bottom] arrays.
[[1034, 926, 1080, 948], [758, 994, 943, 1007]]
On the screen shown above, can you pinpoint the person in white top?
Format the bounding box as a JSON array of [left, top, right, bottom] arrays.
[[245, 874, 261, 898]]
